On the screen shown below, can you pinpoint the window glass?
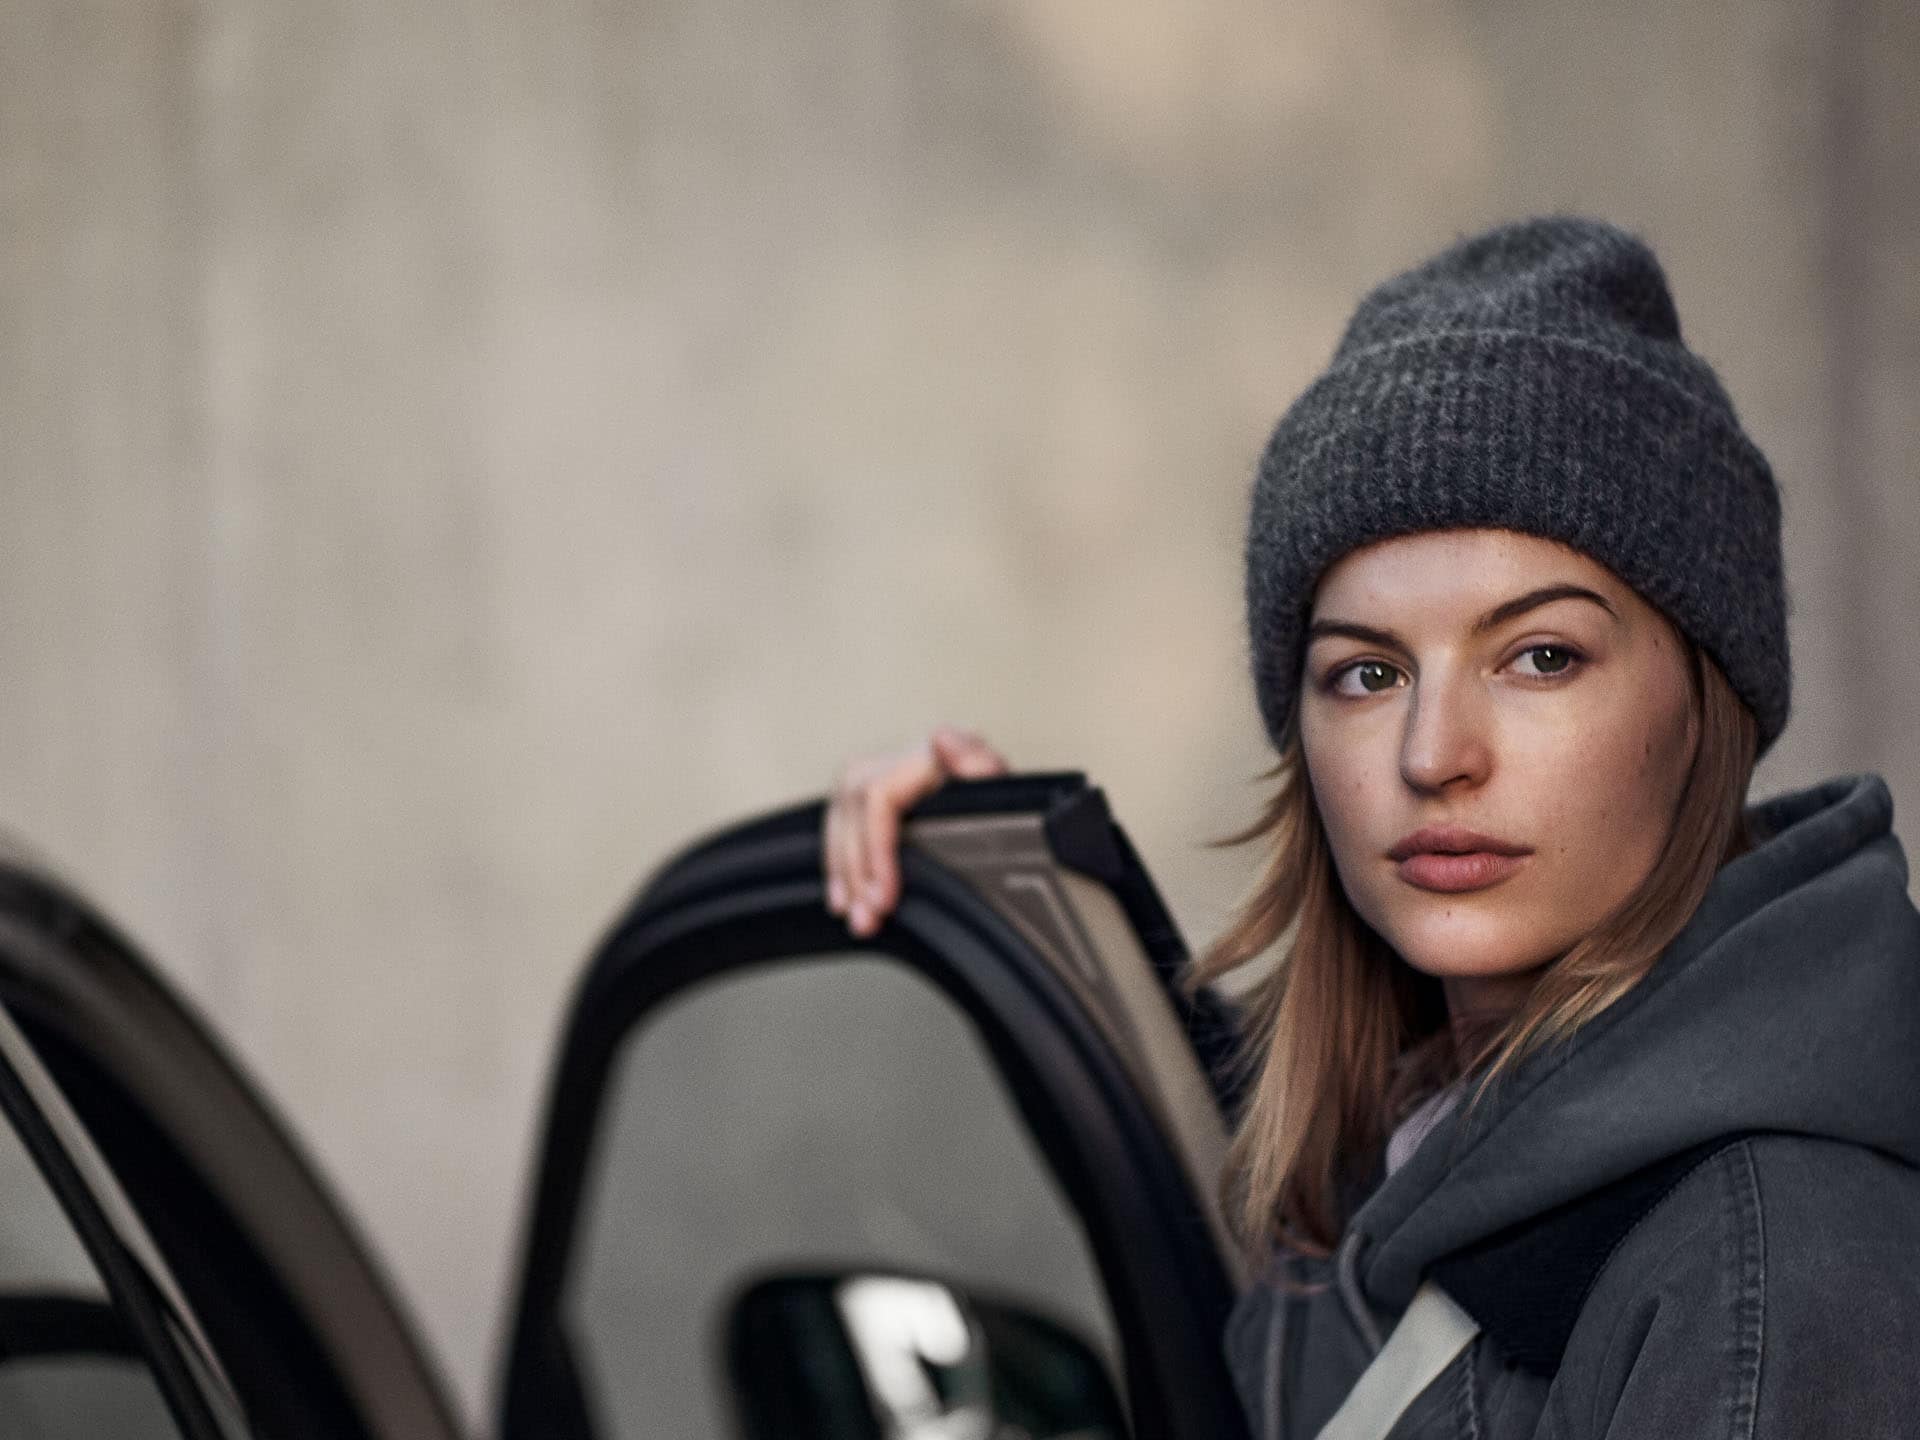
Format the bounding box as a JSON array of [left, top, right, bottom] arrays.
[[0, 1086, 186, 1437], [565, 953, 1120, 1440]]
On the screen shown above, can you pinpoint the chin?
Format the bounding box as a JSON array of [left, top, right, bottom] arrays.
[[1374, 908, 1559, 984]]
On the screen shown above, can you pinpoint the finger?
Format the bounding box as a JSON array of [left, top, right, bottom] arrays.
[[842, 781, 877, 932], [931, 725, 1010, 779], [822, 792, 850, 915], [861, 780, 908, 917], [867, 742, 949, 909]]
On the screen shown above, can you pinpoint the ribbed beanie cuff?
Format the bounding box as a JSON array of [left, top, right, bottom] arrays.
[[1245, 217, 1790, 757]]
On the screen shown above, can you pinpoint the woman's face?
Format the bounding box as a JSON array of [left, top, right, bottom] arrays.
[[1297, 527, 1700, 1025]]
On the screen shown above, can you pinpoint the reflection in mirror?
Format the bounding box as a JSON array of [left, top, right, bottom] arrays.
[[724, 1268, 1127, 1440], [565, 954, 1121, 1440]]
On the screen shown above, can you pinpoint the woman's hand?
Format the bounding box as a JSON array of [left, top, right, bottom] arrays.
[[824, 725, 1011, 937]]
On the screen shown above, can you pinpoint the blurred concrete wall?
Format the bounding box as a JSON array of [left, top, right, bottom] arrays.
[[2, 0, 1915, 1424]]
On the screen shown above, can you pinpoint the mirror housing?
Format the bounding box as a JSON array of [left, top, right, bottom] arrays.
[[722, 1268, 1127, 1440]]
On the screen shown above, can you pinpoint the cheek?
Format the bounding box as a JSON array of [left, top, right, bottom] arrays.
[[1300, 722, 1398, 915], [1515, 677, 1695, 891], [1301, 711, 1368, 833]]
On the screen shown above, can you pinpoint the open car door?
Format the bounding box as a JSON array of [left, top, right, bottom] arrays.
[[498, 772, 1254, 1440], [0, 833, 466, 1440]]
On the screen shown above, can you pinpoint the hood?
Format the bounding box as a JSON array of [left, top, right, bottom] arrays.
[[1353, 770, 1920, 1316]]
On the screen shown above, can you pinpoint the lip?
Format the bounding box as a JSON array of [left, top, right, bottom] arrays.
[[1388, 825, 1534, 895]]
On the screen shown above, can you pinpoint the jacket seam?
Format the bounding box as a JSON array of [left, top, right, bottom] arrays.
[[1575, 1140, 1751, 1333], [1728, 1142, 1766, 1440], [1452, 1336, 1483, 1440], [1580, 1147, 1749, 1440]]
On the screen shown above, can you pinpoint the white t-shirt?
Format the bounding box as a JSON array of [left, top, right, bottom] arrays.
[[1384, 1080, 1463, 1175]]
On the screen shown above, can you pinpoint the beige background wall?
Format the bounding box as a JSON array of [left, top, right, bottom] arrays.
[[3, 0, 1916, 1425]]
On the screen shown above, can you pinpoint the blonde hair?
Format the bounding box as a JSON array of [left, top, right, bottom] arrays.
[[1181, 637, 1760, 1259]]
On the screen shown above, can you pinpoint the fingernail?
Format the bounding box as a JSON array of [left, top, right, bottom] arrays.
[[828, 877, 847, 912], [850, 902, 870, 934]]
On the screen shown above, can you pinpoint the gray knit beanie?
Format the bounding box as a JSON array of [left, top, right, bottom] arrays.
[[1245, 215, 1790, 759]]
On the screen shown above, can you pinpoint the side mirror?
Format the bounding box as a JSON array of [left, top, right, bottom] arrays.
[[722, 1268, 1127, 1440]]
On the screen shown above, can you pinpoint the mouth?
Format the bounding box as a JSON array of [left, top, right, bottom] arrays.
[[1388, 825, 1533, 894]]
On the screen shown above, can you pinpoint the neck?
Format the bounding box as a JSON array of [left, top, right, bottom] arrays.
[[1442, 969, 1542, 1055]]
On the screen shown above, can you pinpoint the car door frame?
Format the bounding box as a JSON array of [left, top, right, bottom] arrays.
[[0, 999, 245, 1438], [498, 772, 1253, 1440]]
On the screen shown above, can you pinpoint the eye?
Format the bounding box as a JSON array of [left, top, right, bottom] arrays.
[[1328, 659, 1406, 697], [1510, 643, 1583, 679]]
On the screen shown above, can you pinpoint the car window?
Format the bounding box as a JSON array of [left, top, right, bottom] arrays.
[[564, 951, 1120, 1440], [0, 1090, 186, 1438]]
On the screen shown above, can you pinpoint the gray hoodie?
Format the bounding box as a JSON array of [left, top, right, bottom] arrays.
[[1222, 771, 1920, 1439]]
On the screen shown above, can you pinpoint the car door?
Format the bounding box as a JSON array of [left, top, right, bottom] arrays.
[[0, 833, 466, 1440], [0, 771, 1255, 1440], [496, 771, 1254, 1440]]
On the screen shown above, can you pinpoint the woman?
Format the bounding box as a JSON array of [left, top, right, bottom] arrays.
[[821, 217, 1920, 1437]]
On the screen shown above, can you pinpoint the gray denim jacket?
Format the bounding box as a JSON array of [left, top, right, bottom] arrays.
[[1222, 772, 1920, 1439]]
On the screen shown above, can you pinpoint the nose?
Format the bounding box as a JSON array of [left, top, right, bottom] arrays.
[[1398, 666, 1492, 793]]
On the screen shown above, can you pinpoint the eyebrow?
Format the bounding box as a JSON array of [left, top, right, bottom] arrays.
[[1305, 583, 1619, 650]]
